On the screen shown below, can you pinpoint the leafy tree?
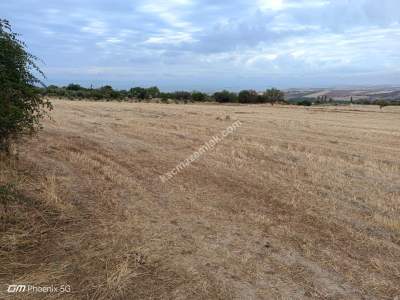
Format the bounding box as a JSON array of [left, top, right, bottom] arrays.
[[130, 87, 148, 100], [160, 92, 172, 102], [375, 100, 388, 110], [213, 90, 238, 103], [263, 88, 284, 105], [66, 83, 82, 91], [100, 85, 113, 92], [146, 86, 160, 98], [173, 91, 191, 101], [297, 100, 312, 106], [119, 89, 128, 99], [100, 85, 120, 100], [238, 90, 258, 104], [191, 91, 207, 102], [0, 19, 52, 153]]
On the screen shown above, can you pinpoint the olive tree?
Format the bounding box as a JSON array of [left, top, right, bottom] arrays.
[[238, 90, 258, 104], [213, 90, 238, 103], [263, 88, 285, 105], [0, 19, 52, 153]]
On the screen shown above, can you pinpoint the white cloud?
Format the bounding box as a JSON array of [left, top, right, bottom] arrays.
[[105, 37, 122, 44], [187, 23, 400, 78], [258, 0, 285, 11], [245, 53, 279, 66], [6, 0, 400, 88], [138, 0, 200, 46], [81, 20, 108, 36], [139, 0, 194, 28], [145, 30, 196, 45], [257, 0, 329, 12]]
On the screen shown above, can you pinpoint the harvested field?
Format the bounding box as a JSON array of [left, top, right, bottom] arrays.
[[1, 100, 400, 299]]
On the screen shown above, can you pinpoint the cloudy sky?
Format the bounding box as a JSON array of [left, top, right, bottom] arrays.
[[2, 0, 400, 91]]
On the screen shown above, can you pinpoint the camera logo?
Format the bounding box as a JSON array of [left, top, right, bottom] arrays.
[[7, 285, 26, 293]]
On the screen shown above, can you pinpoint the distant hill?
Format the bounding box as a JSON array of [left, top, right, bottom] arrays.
[[285, 87, 400, 101]]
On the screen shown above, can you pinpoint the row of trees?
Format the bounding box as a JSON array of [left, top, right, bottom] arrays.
[[39, 84, 286, 104], [288, 98, 400, 107], [40, 84, 210, 102], [353, 99, 400, 108], [213, 88, 284, 104], [40, 84, 400, 106]]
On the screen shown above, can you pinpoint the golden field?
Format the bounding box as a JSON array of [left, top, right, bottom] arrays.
[[1, 99, 400, 299]]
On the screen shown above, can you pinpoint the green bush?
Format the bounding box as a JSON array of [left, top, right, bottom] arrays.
[[238, 90, 258, 103], [173, 91, 191, 101], [213, 90, 238, 103], [263, 88, 285, 105], [146, 86, 160, 98], [0, 19, 52, 153], [297, 100, 312, 106], [374, 100, 389, 109], [129, 87, 148, 100], [160, 92, 171, 102], [66, 83, 82, 91], [191, 91, 207, 102]]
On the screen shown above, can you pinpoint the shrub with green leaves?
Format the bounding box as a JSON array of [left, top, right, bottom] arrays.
[[297, 99, 312, 106], [146, 86, 160, 98], [0, 19, 52, 153], [263, 88, 285, 105], [191, 91, 207, 102], [173, 91, 191, 101], [238, 90, 258, 103], [129, 87, 148, 100], [213, 90, 238, 103]]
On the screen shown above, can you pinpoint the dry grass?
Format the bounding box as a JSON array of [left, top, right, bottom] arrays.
[[1, 99, 400, 299]]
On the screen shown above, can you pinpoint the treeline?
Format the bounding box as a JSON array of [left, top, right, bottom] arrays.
[[39, 84, 400, 106], [39, 84, 285, 104], [214, 88, 284, 104], [352, 99, 400, 107], [288, 97, 400, 107], [39, 84, 210, 102]]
